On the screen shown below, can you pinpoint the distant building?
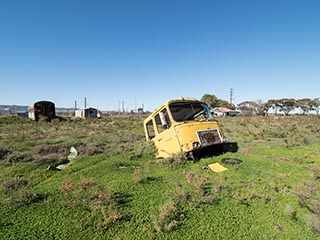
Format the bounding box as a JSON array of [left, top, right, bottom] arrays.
[[0, 108, 11, 115], [16, 111, 28, 118], [212, 107, 240, 117], [138, 107, 144, 114], [75, 108, 98, 119], [28, 101, 56, 121]]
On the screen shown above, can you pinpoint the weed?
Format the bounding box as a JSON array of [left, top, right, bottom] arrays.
[[60, 178, 124, 230], [142, 141, 157, 156], [294, 181, 315, 207], [212, 175, 231, 197], [80, 177, 97, 191], [35, 143, 68, 155], [157, 152, 187, 167], [96, 186, 112, 205], [129, 141, 156, 160], [133, 166, 150, 184], [306, 214, 320, 235], [309, 167, 320, 181], [2, 151, 33, 165], [153, 200, 180, 233], [0, 146, 10, 160], [310, 199, 320, 216], [167, 184, 190, 204], [133, 168, 142, 183], [87, 142, 106, 156], [2, 177, 42, 208], [154, 185, 188, 233], [2, 177, 28, 193], [60, 178, 73, 193], [284, 204, 297, 221], [185, 171, 216, 204], [185, 172, 194, 184], [95, 205, 122, 230]]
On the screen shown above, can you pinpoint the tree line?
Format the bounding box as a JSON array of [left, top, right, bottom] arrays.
[[201, 94, 320, 116]]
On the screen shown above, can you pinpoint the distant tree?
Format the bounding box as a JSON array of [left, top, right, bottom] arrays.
[[265, 99, 281, 115], [235, 97, 319, 116], [255, 99, 266, 116], [313, 98, 320, 115], [201, 94, 235, 109], [201, 94, 218, 108], [216, 99, 235, 109], [277, 98, 296, 115], [296, 98, 314, 115], [238, 101, 259, 116], [263, 101, 272, 116]]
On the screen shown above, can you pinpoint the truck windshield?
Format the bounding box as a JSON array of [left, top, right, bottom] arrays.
[[169, 101, 215, 122]]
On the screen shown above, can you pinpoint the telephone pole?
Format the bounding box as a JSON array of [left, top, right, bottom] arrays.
[[135, 98, 137, 113], [230, 88, 234, 105]]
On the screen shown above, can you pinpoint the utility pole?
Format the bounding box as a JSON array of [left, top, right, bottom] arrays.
[[135, 98, 137, 113], [230, 88, 234, 105]]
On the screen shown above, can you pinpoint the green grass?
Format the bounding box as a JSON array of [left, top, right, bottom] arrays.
[[1, 114, 320, 239]]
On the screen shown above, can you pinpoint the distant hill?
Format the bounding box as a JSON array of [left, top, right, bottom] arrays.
[[0, 105, 28, 114], [0, 105, 75, 115]]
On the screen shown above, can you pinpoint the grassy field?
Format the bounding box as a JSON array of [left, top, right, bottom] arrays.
[[1, 114, 320, 239]]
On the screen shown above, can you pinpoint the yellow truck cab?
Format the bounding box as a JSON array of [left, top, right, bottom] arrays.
[[143, 98, 227, 159]]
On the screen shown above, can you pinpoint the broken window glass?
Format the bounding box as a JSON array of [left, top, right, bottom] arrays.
[[169, 102, 214, 122]]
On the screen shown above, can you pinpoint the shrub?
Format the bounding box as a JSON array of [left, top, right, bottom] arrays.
[[306, 214, 320, 235], [60, 178, 73, 193], [154, 185, 188, 233], [157, 153, 187, 167], [153, 200, 180, 233], [133, 166, 150, 184], [2, 177, 28, 193], [309, 167, 320, 181], [129, 141, 156, 160], [185, 171, 216, 204], [2, 177, 42, 208], [79, 177, 97, 191], [2, 151, 33, 165], [294, 181, 315, 207], [284, 204, 297, 221], [60, 178, 123, 230], [0, 146, 10, 160], [310, 199, 320, 216], [95, 205, 122, 230]]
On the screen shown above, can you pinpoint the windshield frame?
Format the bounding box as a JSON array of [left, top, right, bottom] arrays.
[[168, 101, 215, 122]]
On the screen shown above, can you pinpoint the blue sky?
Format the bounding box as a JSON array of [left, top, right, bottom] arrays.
[[1, 0, 320, 111]]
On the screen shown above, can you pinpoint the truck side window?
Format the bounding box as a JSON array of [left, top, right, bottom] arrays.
[[155, 109, 171, 133], [163, 109, 171, 128], [146, 120, 155, 140]]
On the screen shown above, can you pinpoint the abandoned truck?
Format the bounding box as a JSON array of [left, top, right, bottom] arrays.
[[143, 98, 227, 159]]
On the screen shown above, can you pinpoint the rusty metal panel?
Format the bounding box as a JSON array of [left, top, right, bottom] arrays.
[[196, 129, 222, 147]]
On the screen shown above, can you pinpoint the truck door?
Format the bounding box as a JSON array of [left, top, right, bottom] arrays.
[[153, 109, 181, 158]]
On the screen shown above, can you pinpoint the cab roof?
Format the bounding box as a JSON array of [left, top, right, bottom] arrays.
[[144, 97, 205, 123]]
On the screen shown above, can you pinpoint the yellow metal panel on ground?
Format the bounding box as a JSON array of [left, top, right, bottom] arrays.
[[208, 163, 228, 173]]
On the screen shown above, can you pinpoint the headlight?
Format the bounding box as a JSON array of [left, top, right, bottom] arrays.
[[192, 142, 200, 148]]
